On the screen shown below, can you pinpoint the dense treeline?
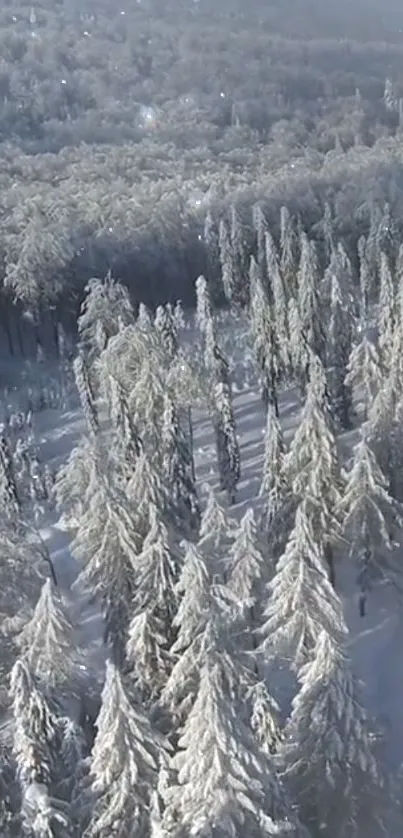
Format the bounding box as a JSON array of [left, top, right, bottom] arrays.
[[2, 0, 403, 353]]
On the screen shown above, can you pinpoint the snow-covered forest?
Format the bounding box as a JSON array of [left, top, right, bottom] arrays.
[[4, 0, 403, 836], [2, 197, 403, 836]]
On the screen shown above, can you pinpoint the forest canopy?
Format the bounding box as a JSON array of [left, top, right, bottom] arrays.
[[2, 0, 403, 354]]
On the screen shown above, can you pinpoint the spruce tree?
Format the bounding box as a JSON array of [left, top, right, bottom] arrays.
[[162, 623, 303, 838], [327, 261, 354, 429], [280, 206, 298, 299], [73, 351, 98, 438], [198, 485, 237, 577], [265, 230, 289, 372], [345, 335, 382, 420], [227, 508, 266, 618], [77, 273, 135, 364], [253, 203, 269, 282], [218, 217, 237, 304], [281, 630, 385, 838], [338, 437, 403, 616], [161, 393, 200, 535], [249, 255, 280, 415], [259, 403, 293, 560], [258, 502, 345, 671], [84, 660, 166, 838], [378, 251, 395, 367], [297, 232, 325, 363], [127, 448, 168, 540]]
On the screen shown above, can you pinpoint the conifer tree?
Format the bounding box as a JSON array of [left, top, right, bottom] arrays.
[[258, 502, 345, 671], [204, 210, 221, 292], [338, 437, 402, 616], [285, 354, 341, 584], [227, 508, 266, 619], [328, 263, 354, 428], [218, 217, 237, 304], [281, 630, 385, 838], [248, 681, 283, 757], [54, 436, 97, 532], [73, 351, 98, 438], [280, 206, 298, 298], [358, 235, 371, 324], [71, 468, 140, 663], [16, 580, 76, 697], [253, 203, 269, 282], [161, 393, 200, 535], [198, 485, 237, 577], [0, 433, 19, 520], [259, 403, 293, 560], [77, 273, 135, 364], [378, 251, 395, 367], [364, 374, 396, 488], [266, 231, 289, 371], [127, 448, 168, 540], [230, 203, 249, 307], [162, 623, 303, 838], [345, 335, 382, 420], [249, 255, 280, 415], [84, 660, 166, 838], [297, 232, 325, 363], [106, 374, 142, 478]]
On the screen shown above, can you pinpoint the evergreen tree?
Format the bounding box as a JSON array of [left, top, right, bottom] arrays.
[[106, 374, 142, 479], [249, 256, 280, 415], [258, 502, 345, 671], [0, 432, 19, 520], [71, 468, 140, 664], [253, 203, 269, 282], [364, 374, 396, 489], [378, 251, 395, 368], [195, 275, 214, 336], [227, 508, 266, 619], [285, 354, 341, 584], [281, 630, 385, 838], [327, 260, 354, 429], [248, 681, 282, 757], [338, 437, 403, 616], [230, 204, 249, 307], [358, 235, 371, 324], [162, 623, 303, 838], [161, 393, 200, 535], [265, 231, 289, 372], [345, 335, 382, 420], [204, 210, 221, 293], [259, 403, 293, 560], [84, 660, 166, 838], [127, 448, 168, 540], [77, 273, 135, 364], [198, 485, 237, 577], [297, 233, 325, 363], [16, 579, 76, 697], [280, 206, 298, 299], [73, 351, 98, 438], [54, 436, 97, 532], [218, 217, 237, 304]]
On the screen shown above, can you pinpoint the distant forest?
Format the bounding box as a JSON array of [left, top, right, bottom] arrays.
[[2, 0, 403, 355]]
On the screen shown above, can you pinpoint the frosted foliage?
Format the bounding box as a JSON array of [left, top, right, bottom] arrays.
[[258, 504, 346, 670], [287, 296, 306, 379], [54, 436, 96, 531], [364, 375, 395, 480], [195, 275, 213, 333], [163, 651, 297, 838], [345, 336, 382, 417], [259, 404, 289, 540], [161, 394, 199, 533], [16, 579, 75, 691], [77, 275, 135, 361], [249, 682, 282, 756], [227, 508, 265, 606], [86, 661, 165, 838], [266, 231, 289, 369], [378, 252, 395, 365], [10, 660, 60, 788], [134, 505, 181, 617], [281, 631, 384, 838], [198, 486, 237, 574], [22, 782, 71, 838], [127, 449, 167, 537], [73, 353, 98, 438], [126, 609, 172, 702], [249, 258, 280, 408], [171, 542, 211, 653], [339, 438, 402, 602]]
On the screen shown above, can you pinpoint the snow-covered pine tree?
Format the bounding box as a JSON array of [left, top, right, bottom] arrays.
[[73, 351, 98, 438], [162, 620, 304, 838], [249, 255, 280, 415], [285, 353, 341, 584], [230, 204, 249, 307], [204, 210, 221, 292], [364, 373, 396, 489], [105, 373, 142, 479], [345, 334, 382, 421], [0, 748, 20, 838], [327, 256, 354, 429], [211, 369, 241, 504], [54, 436, 97, 532], [227, 508, 266, 624], [195, 275, 214, 336], [0, 433, 19, 520], [257, 501, 346, 671], [281, 629, 385, 838], [358, 234, 371, 325], [136, 301, 153, 331], [198, 484, 237, 577], [84, 660, 166, 838], [378, 250, 395, 368], [126, 504, 182, 700], [161, 393, 200, 535], [77, 273, 135, 364], [127, 446, 168, 539], [338, 436, 403, 616], [265, 230, 289, 372], [280, 205, 298, 299], [259, 402, 293, 561], [253, 203, 269, 283], [218, 217, 237, 305], [71, 468, 140, 664], [16, 579, 76, 698], [248, 681, 283, 757], [297, 232, 325, 363], [154, 305, 179, 361]]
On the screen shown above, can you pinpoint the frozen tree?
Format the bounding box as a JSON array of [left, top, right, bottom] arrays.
[[126, 505, 182, 698], [280, 206, 298, 298], [105, 374, 142, 478], [327, 262, 354, 428], [249, 255, 280, 415], [345, 335, 382, 420], [230, 204, 249, 307], [154, 304, 179, 361], [364, 374, 396, 488], [378, 251, 395, 367], [218, 216, 237, 304], [73, 351, 98, 437], [338, 437, 403, 616], [0, 432, 19, 520], [127, 448, 168, 540], [128, 354, 166, 454], [258, 404, 293, 560], [297, 233, 325, 362], [248, 681, 282, 756], [211, 364, 241, 504], [195, 275, 214, 336], [161, 393, 200, 535], [204, 210, 221, 291], [10, 660, 61, 789], [0, 749, 20, 838], [287, 295, 307, 385], [253, 203, 269, 282], [162, 624, 302, 838], [21, 781, 72, 838], [71, 469, 140, 663], [84, 661, 166, 838], [281, 630, 385, 838], [227, 508, 266, 620], [54, 436, 97, 532], [265, 231, 289, 371], [77, 273, 135, 364], [285, 354, 342, 584], [258, 502, 346, 671], [358, 235, 371, 324], [198, 485, 237, 577], [136, 301, 153, 331], [16, 580, 76, 696]]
